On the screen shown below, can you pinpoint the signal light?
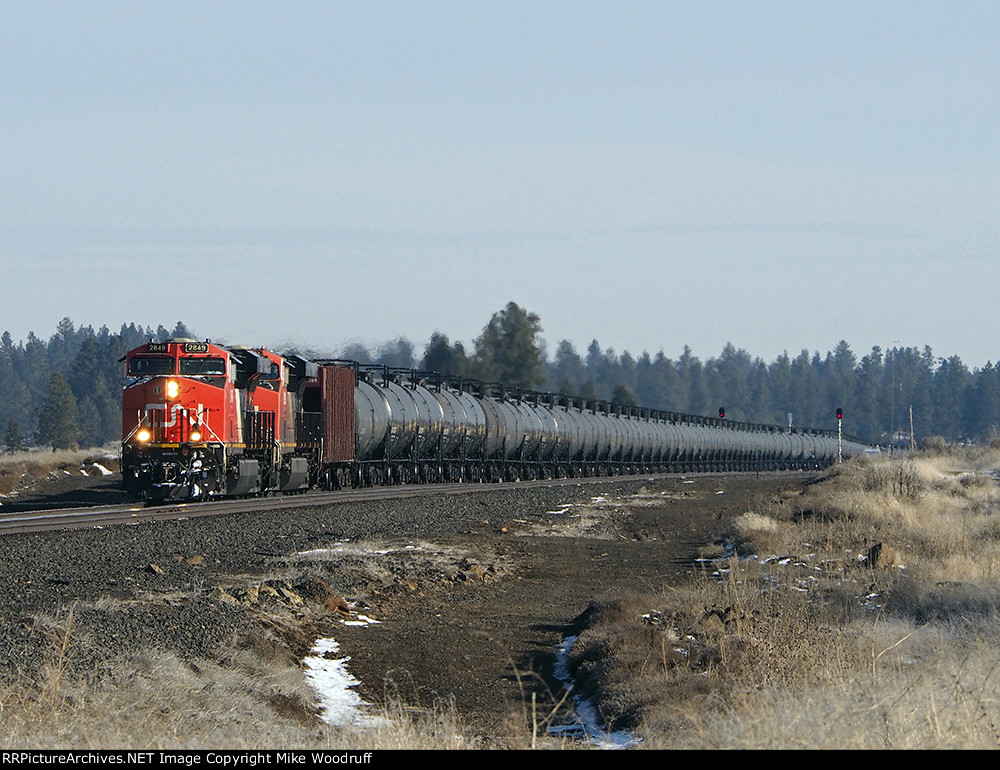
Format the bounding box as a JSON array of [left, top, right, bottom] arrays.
[[719, 407, 725, 419], [836, 407, 843, 420]]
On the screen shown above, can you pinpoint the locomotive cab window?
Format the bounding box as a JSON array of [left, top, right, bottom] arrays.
[[128, 356, 175, 376], [179, 357, 227, 376], [256, 362, 281, 391], [179, 357, 228, 387]]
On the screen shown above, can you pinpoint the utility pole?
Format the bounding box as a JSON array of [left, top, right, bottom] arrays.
[[888, 340, 899, 454]]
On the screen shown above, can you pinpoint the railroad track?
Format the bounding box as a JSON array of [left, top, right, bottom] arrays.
[[0, 473, 706, 536]]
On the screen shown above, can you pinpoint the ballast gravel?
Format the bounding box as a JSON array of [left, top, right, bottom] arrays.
[[0, 479, 650, 683]]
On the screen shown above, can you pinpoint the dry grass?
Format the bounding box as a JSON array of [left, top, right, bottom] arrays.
[[0, 447, 119, 496], [0, 546, 514, 750], [568, 447, 1000, 749], [0, 618, 478, 750], [10, 448, 1000, 749]]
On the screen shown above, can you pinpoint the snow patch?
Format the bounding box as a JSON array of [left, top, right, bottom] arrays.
[[342, 614, 381, 627], [303, 638, 386, 728], [549, 635, 640, 749], [297, 543, 398, 559]]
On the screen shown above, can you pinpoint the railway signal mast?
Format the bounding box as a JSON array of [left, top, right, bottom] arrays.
[[836, 407, 843, 463]]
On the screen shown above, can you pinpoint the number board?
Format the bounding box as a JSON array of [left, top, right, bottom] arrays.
[[184, 342, 209, 353], [147, 343, 169, 353]]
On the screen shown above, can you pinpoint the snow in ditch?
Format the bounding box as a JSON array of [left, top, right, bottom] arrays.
[[298, 539, 635, 744], [303, 622, 387, 729], [549, 635, 640, 749], [305, 628, 639, 745]]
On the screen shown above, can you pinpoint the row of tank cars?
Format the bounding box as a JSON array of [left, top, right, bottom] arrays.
[[120, 339, 868, 501]]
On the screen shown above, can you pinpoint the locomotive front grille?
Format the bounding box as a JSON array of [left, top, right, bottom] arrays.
[[145, 407, 194, 443]]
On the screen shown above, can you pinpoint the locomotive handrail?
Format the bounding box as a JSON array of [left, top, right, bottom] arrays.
[[122, 410, 148, 444], [198, 407, 225, 446]]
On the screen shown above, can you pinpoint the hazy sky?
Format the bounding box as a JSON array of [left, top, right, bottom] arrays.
[[2, 1, 997, 366]]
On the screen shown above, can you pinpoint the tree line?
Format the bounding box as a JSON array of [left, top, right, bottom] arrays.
[[312, 302, 998, 447], [1, 320, 192, 452], [1, 305, 995, 450]]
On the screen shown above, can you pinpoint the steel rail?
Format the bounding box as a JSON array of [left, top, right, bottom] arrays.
[[0, 473, 725, 536]]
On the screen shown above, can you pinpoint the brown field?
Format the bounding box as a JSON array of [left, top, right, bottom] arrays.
[[3, 448, 1000, 749]]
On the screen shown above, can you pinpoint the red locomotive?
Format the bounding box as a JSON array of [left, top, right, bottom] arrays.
[[120, 339, 332, 500]]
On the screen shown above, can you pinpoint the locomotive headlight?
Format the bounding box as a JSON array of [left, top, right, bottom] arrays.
[[190, 430, 202, 443], [136, 429, 151, 443], [165, 380, 180, 399]]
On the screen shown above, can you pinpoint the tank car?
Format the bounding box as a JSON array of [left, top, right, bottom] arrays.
[[120, 340, 869, 501]]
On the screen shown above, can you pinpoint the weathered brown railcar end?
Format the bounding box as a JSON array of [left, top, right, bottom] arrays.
[[321, 364, 356, 464]]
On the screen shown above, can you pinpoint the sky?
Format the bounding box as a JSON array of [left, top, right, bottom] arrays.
[[2, 1, 998, 367]]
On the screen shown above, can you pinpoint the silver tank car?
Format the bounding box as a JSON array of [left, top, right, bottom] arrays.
[[307, 361, 869, 488]]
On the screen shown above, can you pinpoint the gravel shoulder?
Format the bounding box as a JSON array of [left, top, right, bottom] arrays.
[[0, 472, 805, 741]]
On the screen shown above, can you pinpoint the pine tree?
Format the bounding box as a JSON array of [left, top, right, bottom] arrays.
[[421, 332, 471, 377], [375, 337, 416, 369], [611, 384, 637, 406], [550, 340, 587, 395], [37, 373, 79, 449], [473, 302, 545, 388], [4, 418, 22, 453]]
